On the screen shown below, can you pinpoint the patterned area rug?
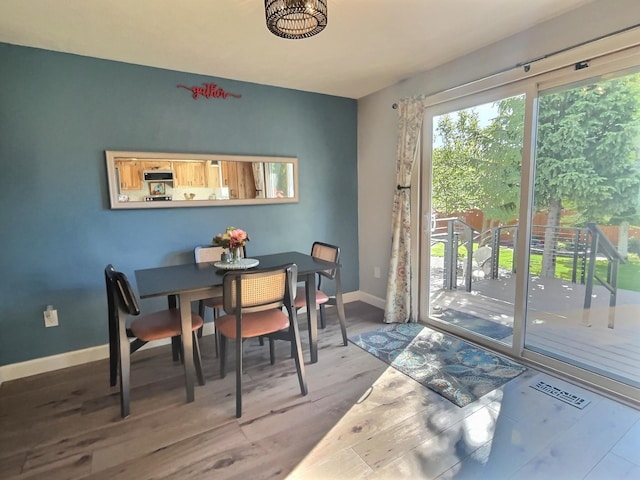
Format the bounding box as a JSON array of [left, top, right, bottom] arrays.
[[349, 323, 526, 407]]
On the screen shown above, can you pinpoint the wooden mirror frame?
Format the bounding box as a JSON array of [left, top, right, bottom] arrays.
[[105, 151, 299, 209]]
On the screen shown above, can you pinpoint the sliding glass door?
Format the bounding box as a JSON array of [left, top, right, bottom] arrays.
[[424, 89, 526, 348], [419, 48, 640, 402], [525, 68, 640, 390]]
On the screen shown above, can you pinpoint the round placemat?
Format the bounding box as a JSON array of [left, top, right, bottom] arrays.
[[213, 258, 260, 270]]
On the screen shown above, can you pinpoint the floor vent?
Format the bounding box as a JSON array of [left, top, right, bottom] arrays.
[[530, 380, 590, 409]]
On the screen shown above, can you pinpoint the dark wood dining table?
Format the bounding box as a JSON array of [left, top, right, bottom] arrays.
[[134, 251, 347, 403]]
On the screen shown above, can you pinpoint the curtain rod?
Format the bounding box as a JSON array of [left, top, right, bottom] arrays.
[[391, 23, 640, 109]]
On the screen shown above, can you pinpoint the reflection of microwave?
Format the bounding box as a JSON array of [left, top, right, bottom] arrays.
[[143, 170, 174, 181]]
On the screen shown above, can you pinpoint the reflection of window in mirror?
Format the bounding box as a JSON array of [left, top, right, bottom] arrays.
[[207, 161, 227, 199], [265, 162, 294, 198]]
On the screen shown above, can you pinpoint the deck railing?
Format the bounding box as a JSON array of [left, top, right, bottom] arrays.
[[583, 222, 626, 328], [431, 217, 478, 292], [432, 219, 625, 317], [494, 225, 591, 283]]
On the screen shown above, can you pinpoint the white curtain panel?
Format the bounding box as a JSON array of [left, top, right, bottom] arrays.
[[252, 162, 265, 198], [384, 98, 426, 323]]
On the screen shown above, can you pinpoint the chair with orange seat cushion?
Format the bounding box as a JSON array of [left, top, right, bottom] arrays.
[[194, 245, 225, 344], [294, 242, 348, 348], [105, 264, 205, 418], [194, 245, 248, 355], [215, 263, 307, 418]]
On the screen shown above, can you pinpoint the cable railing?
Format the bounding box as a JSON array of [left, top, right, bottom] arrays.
[[431, 219, 625, 321], [494, 225, 591, 283]]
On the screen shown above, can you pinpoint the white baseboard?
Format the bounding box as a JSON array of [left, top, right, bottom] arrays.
[[355, 291, 385, 309], [0, 345, 111, 386], [0, 293, 380, 386]]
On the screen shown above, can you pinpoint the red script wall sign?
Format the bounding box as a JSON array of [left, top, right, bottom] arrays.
[[177, 83, 242, 100]]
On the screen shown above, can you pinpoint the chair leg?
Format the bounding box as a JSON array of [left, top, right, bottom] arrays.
[[219, 335, 227, 378], [118, 334, 131, 418], [213, 308, 219, 358], [269, 338, 276, 365], [338, 317, 348, 346], [109, 338, 118, 387], [306, 306, 314, 356], [192, 332, 205, 386], [319, 304, 326, 329], [178, 338, 185, 364], [197, 300, 205, 339], [290, 316, 297, 359], [171, 336, 181, 362], [289, 307, 308, 396], [235, 335, 243, 418], [332, 299, 348, 347]]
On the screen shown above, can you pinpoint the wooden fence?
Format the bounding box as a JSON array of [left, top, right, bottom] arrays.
[[439, 209, 640, 245]]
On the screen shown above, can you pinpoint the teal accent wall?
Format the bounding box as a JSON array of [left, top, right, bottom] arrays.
[[0, 43, 358, 366]]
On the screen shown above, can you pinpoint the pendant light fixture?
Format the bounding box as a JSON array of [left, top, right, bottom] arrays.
[[265, 0, 328, 39]]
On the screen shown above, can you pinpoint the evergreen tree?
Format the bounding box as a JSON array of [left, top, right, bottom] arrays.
[[535, 74, 640, 274]]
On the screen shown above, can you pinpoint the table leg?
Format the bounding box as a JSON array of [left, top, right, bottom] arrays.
[[334, 268, 348, 346], [179, 293, 195, 402], [305, 272, 318, 363]]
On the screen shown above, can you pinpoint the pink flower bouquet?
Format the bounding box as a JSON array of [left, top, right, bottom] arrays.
[[213, 226, 250, 250]]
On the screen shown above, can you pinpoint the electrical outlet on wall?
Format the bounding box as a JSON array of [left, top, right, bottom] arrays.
[[44, 305, 59, 327]]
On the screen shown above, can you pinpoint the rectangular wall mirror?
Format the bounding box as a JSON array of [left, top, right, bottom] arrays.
[[105, 151, 298, 209]]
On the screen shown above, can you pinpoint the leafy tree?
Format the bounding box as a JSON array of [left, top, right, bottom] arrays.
[[432, 98, 524, 241], [478, 96, 524, 223], [432, 111, 485, 214]]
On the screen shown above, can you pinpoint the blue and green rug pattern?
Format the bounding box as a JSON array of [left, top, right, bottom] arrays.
[[349, 323, 526, 407]]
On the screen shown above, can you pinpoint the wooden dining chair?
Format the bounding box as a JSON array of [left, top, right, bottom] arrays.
[[194, 245, 225, 338], [105, 264, 205, 418], [215, 263, 307, 418], [194, 245, 247, 355], [294, 241, 348, 343]]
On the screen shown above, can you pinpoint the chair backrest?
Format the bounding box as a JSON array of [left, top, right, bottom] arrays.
[[105, 264, 118, 330], [311, 241, 340, 280], [473, 246, 492, 265], [194, 245, 246, 263], [105, 264, 141, 319], [194, 245, 226, 263], [222, 264, 297, 315]]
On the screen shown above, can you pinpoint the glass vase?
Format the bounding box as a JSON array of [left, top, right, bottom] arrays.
[[231, 247, 242, 263]]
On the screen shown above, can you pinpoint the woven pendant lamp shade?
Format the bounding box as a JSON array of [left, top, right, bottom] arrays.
[[265, 0, 328, 39]]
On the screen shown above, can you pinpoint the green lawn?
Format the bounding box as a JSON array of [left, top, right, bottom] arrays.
[[430, 242, 640, 292]]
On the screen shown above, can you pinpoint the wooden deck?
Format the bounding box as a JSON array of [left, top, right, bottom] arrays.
[[429, 273, 640, 389]]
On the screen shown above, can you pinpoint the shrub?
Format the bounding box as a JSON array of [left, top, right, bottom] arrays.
[[629, 238, 640, 256]]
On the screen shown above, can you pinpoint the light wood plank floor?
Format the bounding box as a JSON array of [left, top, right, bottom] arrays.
[[1, 301, 639, 479]]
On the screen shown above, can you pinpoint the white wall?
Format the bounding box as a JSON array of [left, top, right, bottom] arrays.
[[357, 0, 640, 303]]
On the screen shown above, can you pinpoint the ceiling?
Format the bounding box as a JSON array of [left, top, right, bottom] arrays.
[[0, 0, 598, 99]]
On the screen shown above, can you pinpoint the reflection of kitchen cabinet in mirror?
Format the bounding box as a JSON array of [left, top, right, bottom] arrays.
[[105, 151, 298, 209]]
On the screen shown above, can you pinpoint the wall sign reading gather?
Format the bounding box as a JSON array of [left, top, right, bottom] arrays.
[[177, 83, 242, 100]]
